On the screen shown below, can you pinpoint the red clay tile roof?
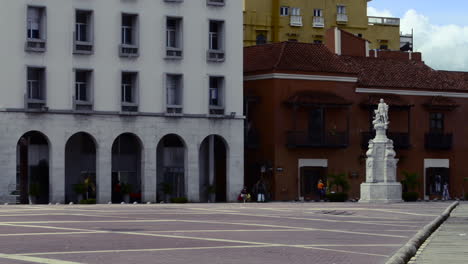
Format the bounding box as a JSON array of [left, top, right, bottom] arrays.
[[342, 56, 468, 91], [244, 42, 356, 75], [244, 42, 468, 91]]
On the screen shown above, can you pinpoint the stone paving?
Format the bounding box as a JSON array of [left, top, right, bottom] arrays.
[[410, 202, 468, 264], [0, 202, 453, 264]]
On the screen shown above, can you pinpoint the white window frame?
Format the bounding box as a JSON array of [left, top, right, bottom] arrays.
[[337, 5, 346, 14], [119, 13, 139, 57], [74, 69, 93, 103], [291, 8, 301, 16], [313, 9, 323, 17], [166, 17, 183, 59], [25, 6, 46, 52], [121, 72, 139, 105], [280, 6, 289, 16], [209, 76, 225, 108], [165, 74, 183, 113]]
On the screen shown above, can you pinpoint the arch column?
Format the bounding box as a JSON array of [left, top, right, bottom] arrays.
[[187, 143, 200, 202], [50, 136, 66, 203], [0, 136, 18, 203], [142, 142, 157, 203], [227, 136, 244, 202], [96, 141, 112, 203]]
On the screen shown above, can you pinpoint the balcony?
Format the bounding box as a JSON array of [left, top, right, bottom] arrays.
[[287, 131, 348, 148], [207, 0, 225, 6], [207, 50, 225, 62], [25, 39, 46, 52], [313, 16, 325, 28], [290, 15, 303, 27], [425, 133, 453, 150], [336, 13, 348, 24], [361, 131, 410, 149], [119, 44, 139, 57], [368, 16, 400, 26]]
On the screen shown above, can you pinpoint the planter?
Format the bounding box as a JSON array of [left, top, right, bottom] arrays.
[[28, 195, 37, 204], [123, 194, 130, 203], [326, 192, 348, 202], [403, 191, 419, 202]]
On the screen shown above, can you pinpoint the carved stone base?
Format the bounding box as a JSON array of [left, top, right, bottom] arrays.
[[359, 182, 402, 203]]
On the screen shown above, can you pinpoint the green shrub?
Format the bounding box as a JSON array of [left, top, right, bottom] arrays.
[[28, 183, 40, 197], [465, 193, 468, 201], [73, 183, 87, 195], [170, 197, 188, 203], [79, 199, 96, 204], [402, 191, 419, 202], [326, 192, 348, 202], [121, 183, 132, 195]]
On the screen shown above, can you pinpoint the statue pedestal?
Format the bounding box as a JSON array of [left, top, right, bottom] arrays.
[[359, 183, 402, 203], [359, 126, 402, 203]]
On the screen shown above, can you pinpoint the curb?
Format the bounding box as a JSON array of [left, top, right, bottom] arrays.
[[385, 201, 459, 264]]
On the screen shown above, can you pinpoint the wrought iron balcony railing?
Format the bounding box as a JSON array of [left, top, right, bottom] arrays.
[[425, 133, 452, 150]]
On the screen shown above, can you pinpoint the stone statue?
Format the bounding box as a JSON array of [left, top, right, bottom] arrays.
[[360, 98, 402, 203], [372, 99, 389, 129]]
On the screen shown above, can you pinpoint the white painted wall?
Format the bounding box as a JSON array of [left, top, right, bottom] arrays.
[[0, 0, 243, 115]]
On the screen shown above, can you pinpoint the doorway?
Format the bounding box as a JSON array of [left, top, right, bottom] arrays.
[[425, 167, 449, 198], [300, 167, 326, 200]]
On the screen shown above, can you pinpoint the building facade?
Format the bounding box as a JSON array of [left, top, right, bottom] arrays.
[[243, 0, 400, 50], [0, 0, 244, 204], [244, 30, 468, 201]]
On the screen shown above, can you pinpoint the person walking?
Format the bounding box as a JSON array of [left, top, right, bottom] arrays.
[[256, 180, 266, 202], [317, 179, 325, 201], [442, 183, 450, 200]]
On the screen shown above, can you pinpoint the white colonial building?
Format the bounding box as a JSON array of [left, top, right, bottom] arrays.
[[0, 0, 243, 204]]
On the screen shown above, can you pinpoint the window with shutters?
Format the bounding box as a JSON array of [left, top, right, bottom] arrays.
[[26, 6, 46, 52]]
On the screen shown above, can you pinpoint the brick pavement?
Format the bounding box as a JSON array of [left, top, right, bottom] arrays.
[[410, 202, 468, 264], [0, 202, 452, 264]]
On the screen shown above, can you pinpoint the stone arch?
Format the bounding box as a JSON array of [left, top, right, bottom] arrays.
[[156, 134, 187, 202], [199, 134, 229, 202], [16, 131, 51, 204], [111, 133, 143, 203], [65, 132, 98, 203]]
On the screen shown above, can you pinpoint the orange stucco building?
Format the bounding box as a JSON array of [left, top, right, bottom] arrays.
[[244, 28, 468, 201]]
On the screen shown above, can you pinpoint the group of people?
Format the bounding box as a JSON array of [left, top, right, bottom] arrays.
[[238, 179, 267, 203]]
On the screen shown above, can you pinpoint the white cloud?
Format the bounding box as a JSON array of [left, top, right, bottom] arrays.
[[367, 7, 394, 18], [368, 7, 468, 71], [400, 9, 468, 71]]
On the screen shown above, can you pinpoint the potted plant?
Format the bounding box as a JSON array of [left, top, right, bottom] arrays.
[[160, 182, 173, 203], [401, 171, 419, 201], [28, 183, 40, 204], [326, 173, 350, 202], [73, 183, 86, 203], [121, 183, 132, 203], [206, 185, 216, 203]]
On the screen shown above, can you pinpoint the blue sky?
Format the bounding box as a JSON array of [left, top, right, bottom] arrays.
[[369, 0, 468, 26], [368, 0, 468, 71]]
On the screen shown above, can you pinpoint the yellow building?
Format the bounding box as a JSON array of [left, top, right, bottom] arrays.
[[243, 0, 400, 50]]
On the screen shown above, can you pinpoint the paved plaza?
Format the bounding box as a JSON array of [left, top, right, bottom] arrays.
[[410, 203, 468, 264], [0, 202, 454, 264]]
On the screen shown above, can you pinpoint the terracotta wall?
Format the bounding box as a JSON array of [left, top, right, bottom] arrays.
[[244, 76, 468, 201]]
